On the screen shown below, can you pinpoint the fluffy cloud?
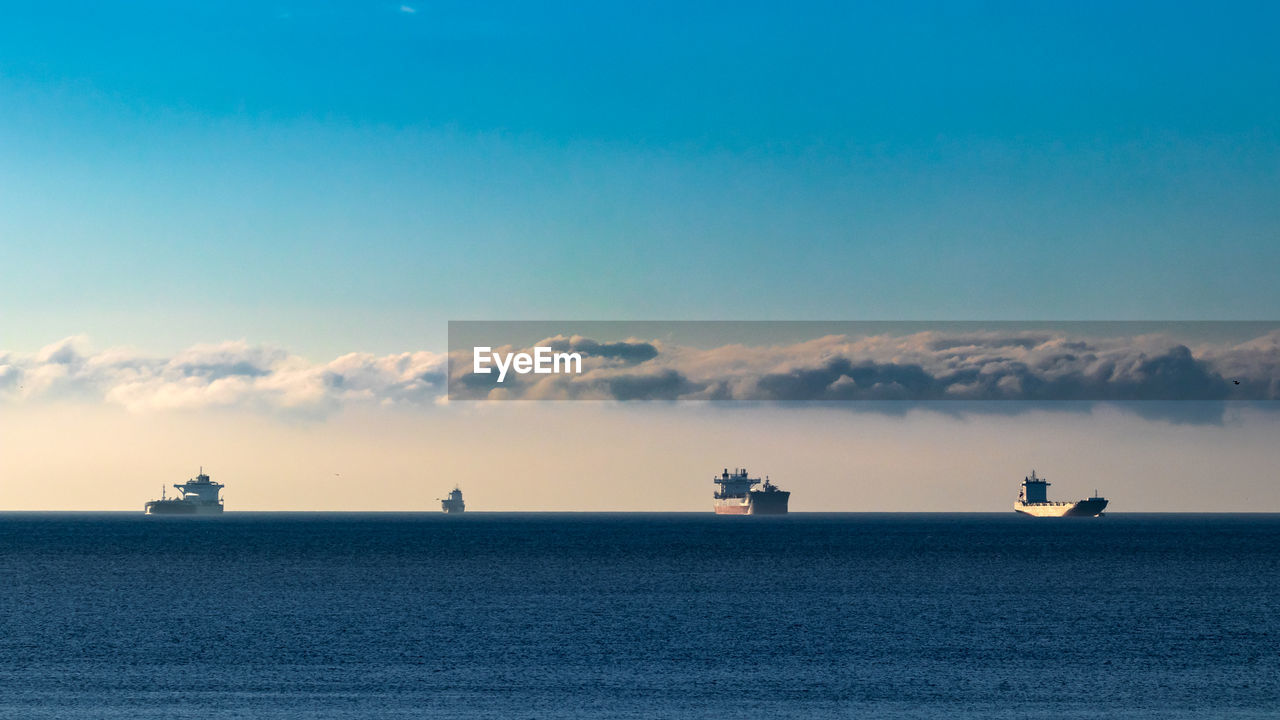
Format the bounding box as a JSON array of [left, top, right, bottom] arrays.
[[0, 338, 445, 413], [4, 330, 1278, 417], [447, 330, 1280, 403]]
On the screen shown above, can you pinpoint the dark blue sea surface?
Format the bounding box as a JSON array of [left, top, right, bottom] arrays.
[[1, 513, 1278, 719]]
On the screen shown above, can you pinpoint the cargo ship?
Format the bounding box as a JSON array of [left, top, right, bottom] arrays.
[[441, 486, 465, 514], [1013, 470, 1107, 517], [713, 468, 789, 515], [144, 468, 225, 515]]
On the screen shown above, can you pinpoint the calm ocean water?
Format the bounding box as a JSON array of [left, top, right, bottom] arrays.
[[1, 513, 1277, 719]]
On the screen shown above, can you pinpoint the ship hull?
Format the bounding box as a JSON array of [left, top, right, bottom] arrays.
[[747, 489, 789, 515], [1014, 498, 1108, 517], [145, 501, 223, 515], [714, 490, 790, 515]]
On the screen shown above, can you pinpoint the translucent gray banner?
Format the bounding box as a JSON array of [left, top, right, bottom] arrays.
[[447, 321, 1280, 402]]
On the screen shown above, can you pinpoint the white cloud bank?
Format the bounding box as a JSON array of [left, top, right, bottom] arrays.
[[0, 337, 445, 413], [4, 330, 1280, 419], [448, 330, 1280, 403]]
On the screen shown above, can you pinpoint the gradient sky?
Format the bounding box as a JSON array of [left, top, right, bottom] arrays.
[[2, 3, 1279, 510], [3, 2, 1279, 357]]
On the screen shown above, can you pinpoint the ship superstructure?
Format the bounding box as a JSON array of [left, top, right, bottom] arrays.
[[441, 487, 465, 514], [1013, 470, 1107, 517], [713, 468, 789, 515], [145, 468, 225, 515]]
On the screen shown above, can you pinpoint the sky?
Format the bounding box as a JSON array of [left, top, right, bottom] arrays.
[[1, 2, 1278, 510]]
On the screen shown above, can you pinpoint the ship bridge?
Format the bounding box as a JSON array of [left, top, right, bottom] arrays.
[[174, 469, 225, 506], [1020, 470, 1050, 504], [713, 468, 760, 499]]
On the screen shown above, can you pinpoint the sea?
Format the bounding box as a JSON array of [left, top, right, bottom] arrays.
[[1, 513, 1277, 719]]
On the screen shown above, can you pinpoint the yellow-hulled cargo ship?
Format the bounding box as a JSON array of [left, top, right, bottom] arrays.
[[1014, 470, 1107, 517]]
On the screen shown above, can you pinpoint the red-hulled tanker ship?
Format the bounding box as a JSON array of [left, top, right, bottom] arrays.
[[712, 468, 789, 515]]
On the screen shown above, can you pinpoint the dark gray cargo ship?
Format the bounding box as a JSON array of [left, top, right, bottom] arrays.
[[441, 486, 465, 514]]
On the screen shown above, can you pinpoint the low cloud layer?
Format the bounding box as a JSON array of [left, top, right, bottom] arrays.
[[4, 331, 1279, 420], [0, 337, 445, 413], [448, 330, 1280, 403]]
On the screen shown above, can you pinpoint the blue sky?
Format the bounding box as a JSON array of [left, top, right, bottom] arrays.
[[2, 1, 1278, 358]]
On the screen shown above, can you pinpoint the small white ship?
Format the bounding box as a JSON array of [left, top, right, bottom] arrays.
[[1013, 470, 1107, 517], [441, 487, 465, 514], [145, 468, 225, 515]]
